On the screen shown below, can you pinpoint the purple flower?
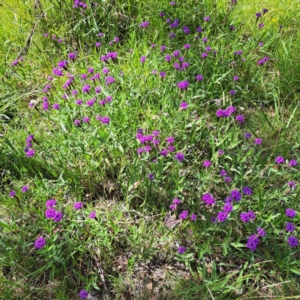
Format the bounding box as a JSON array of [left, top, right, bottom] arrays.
[[178, 246, 186, 254], [242, 186, 253, 195], [160, 149, 168, 157], [82, 117, 90, 123], [180, 102, 188, 110], [254, 138, 262, 145], [196, 74, 204, 81], [275, 156, 285, 164], [224, 177, 231, 182], [287, 236, 298, 247], [159, 12, 165, 17], [184, 44, 190, 49], [95, 86, 101, 94], [236, 115, 245, 123], [286, 222, 295, 232], [203, 160, 211, 168], [46, 199, 57, 207], [74, 119, 81, 126], [244, 132, 252, 139], [201, 53, 208, 59], [79, 289, 89, 299], [259, 42, 264, 47], [217, 212, 228, 222], [21, 185, 29, 193], [286, 208, 296, 218], [140, 21, 149, 28], [229, 90, 236, 95], [202, 193, 215, 205], [166, 136, 174, 144], [177, 80, 189, 90], [53, 211, 63, 222], [159, 71, 166, 78], [257, 228, 266, 237], [89, 211, 96, 219], [240, 212, 251, 223], [165, 54, 172, 62], [95, 42, 101, 47], [101, 116, 110, 124], [190, 213, 197, 221], [233, 76, 239, 81], [204, 16, 210, 21], [256, 12, 262, 18], [259, 23, 264, 29], [175, 152, 184, 162], [26, 149, 35, 157], [223, 203, 233, 213], [262, 8, 268, 14], [289, 159, 298, 167], [179, 210, 189, 220], [231, 190, 241, 201], [105, 76, 115, 85], [35, 237, 46, 249], [148, 173, 154, 180], [220, 170, 227, 176], [140, 56, 146, 63], [74, 202, 83, 210], [246, 234, 260, 251], [68, 52, 77, 60], [45, 208, 56, 219], [288, 182, 297, 189], [82, 84, 91, 93], [9, 190, 16, 198]]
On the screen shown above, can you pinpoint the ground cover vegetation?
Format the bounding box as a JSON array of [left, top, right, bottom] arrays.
[[1, 0, 300, 299]]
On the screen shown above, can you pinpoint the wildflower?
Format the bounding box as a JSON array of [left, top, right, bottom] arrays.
[[217, 211, 228, 222], [246, 234, 260, 251], [287, 236, 299, 247], [196, 74, 204, 81], [229, 90, 236, 95], [179, 210, 189, 219], [74, 119, 81, 126], [160, 149, 168, 157], [224, 177, 231, 182], [256, 12, 262, 18], [152, 130, 160, 136], [21, 186, 29, 193], [9, 190, 16, 198], [286, 208, 296, 218], [236, 115, 245, 123], [175, 152, 184, 162], [159, 71, 166, 78], [45, 208, 56, 219], [89, 211, 96, 219], [244, 132, 252, 139], [287, 182, 296, 189], [177, 80, 189, 90], [159, 12, 165, 17], [68, 52, 77, 60], [242, 186, 253, 195], [53, 211, 63, 222], [203, 160, 211, 168], [190, 213, 197, 221], [95, 86, 101, 94], [35, 237, 46, 250], [82, 84, 90, 93], [79, 289, 89, 299], [223, 203, 233, 213], [202, 193, 215, 205], [114, 37, 119, 42], [178, 246, 186, 254], [26, 149, 35, 157], [218, 150, 224, 155], [169, 32, 176, 38], [259, 42, 264, 47], [231, 189, 241, 201], [257, 228, 266, 237], [74, 202, 83, 210], [160, 45, 166, 51], [275, 156, 285, 164], [286, 222, 295, 232], [184, 44, 190, 49], [262, 8, 268, 14], [170, 198, 181, 210], [254, 138, 262, 145], [240, 212, 251, 223], [180, 102, 188, 110], [166, 136, 174, 144], [289, 159, 298, 167], [220, 170, 227, 177], [140, 21, 149, 28], [230, 25, 235, 31], [201, 53, 208, 58], [95, 42, 101, 47], [140, 56, 146, 63], [259, 23, 264, 29], [148, 174, 154, 180], [204, 16, 210, 21], [46, 199, 57, 207], [165, 54, 172, 62], [105, 76, 115, 85]]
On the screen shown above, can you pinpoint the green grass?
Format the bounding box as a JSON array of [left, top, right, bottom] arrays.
[[1, 0, 300, 299]]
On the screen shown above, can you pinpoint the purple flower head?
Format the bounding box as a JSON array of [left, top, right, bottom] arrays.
[[114, 37, 119, 43], [53, 211, 63, 222], [204, 16, 210, 21], [178, 246, 186, 254], [262, 8, 268, 14], [166, 136, 174, 144], [259, 23, 264, 29], [231, 189, 241, 201], [246, 234, 260, 251], [242, 186, 253, 195], [169, 32, 176, 38], [82, 84, 90, 93], [89, 211, 96, 219], [236, 115, 245, 123], [179, 210, 189, 220], [230, 25, 235, 31], [52, 103, 60, 110], [286, 208, 296, 218], [105, 76, 115, 85], [256, 12, 262, 18], [201, 53, 208, 59], [45, 208, 56, 219], [180, 102, 188, 110], [140, 56, 146, 63], [218, 150, 224, 155], [196, 74, 204, 81], [202, 193, 215, 205], [184, 44, 190, 49], [168, 145, 175, 152], [183, 26, 190, 34], [229, 90, 236, 95], [289, 159, 298, 167], [26, 149, 35, 157], [165, 54, 172, 62], [203, 160, 211, 168], [288, 181, 297, 189], [286, 222, 295, 232], [217, 211, 228, 222], [175, 152, 184, 162], [190, 213, 197, 221], [79, 289, 89, 299], [257, 228, 266, 237], [101, 116, 110, 124], [74, 202, 83, 210], [259, 42, 264, 47], [46, 199, 57, 208], [68, 52, 77, 60], [254, 138, 262, 145], [220, 170, 227, 177], [233, 76, 239, 81], [140, 21, 149, 28], [95, 86, 101, 94], [159, 12, 165, 17], [202, 37, 208, 43], [287, 236, 298, 247], [35, 237, 46, 250], [177, 80, 189, 90], [224, 177, 231, 182], [275, 156, 285, 164], [148, 173, 155, 180], [223, 203, 233, 213], [21, 185, 29, 193], [9, 190, 16, 198], [160, 149, 168, 157], [95, 42, 101, 47], [244, 132, 252, 139]]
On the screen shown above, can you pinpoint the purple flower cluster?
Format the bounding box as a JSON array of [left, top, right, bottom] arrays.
[[45, 199, 63, 222], [240, 211, 256, 223], [202, 193, 215, 205], [216, 105, 236, 117], [24, 134, 35, 157], [170, 198, 181, 211], [35, 237, 46, 249]]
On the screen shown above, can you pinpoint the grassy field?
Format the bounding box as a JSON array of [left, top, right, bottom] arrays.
[[1, 0, 300, 299]]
